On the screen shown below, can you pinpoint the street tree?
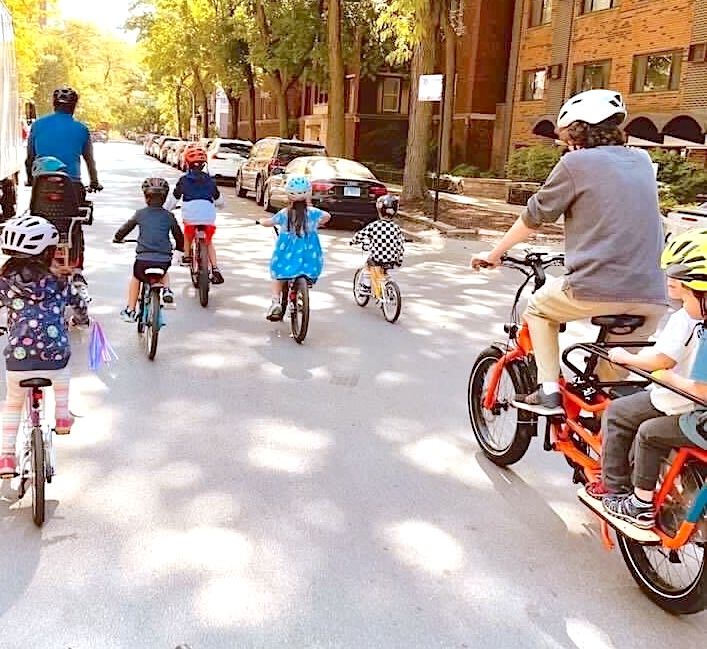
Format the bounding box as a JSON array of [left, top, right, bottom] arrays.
[[379, 0, 443, 203]]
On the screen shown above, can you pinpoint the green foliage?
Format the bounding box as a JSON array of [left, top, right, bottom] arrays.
[[450, 164, 480, 178], [649, 149, 707, 205], [506, 145, 561, 182]]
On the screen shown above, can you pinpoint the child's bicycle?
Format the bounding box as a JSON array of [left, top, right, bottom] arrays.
[[0, 328, 56, 527], [116, 240, 165, 360], [352, 259, 402, 324], [278, 275, 312, 344], [189, 224, 210, 308], [468, 250, 706, 615]]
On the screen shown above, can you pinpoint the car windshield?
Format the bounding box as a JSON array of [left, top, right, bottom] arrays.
[[309, 159, 375, 180], [279, 143, 326, 165], [219, 142, 251, 157]]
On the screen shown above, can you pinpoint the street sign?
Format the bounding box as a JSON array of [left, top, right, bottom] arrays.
[[418, 74, 444, 102]]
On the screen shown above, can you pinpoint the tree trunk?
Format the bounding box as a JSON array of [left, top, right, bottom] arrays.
[[441, 11, 456, 173], [402, 2, 442, 203], [175, 85, 183, 139], [246, 64, 257, 142], [226, 88, 239, 138], [271, 73, 290, 138], [327, 0, 346, 157]]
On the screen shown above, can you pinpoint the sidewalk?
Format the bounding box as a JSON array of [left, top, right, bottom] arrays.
[[388, 183, 563, 244]]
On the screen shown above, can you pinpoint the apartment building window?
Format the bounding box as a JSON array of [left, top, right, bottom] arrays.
[[314, 86, 328, 105], [632, 51, 682, 93], [522, 69, 546, 101], [529, 0, 552, 27], [381, 77, 402, 113], [574, 60, 611, 93], [581, 0, 618, 13]]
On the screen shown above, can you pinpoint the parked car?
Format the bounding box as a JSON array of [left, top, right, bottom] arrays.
[[207, 138, 252, 182], [135, 133, 146, 145], [91, 130, 108, 143], [156, 136, 179, 162], [662, 203, 707, 241], [265, 156, 387, 228], [144, 134, 158, 155], [166, 140, 188, 167], [236, 137, 327, 205]]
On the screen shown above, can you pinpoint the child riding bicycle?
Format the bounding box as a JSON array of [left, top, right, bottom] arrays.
[[587, 229, 707, 528], [256, 176, 331, 321], [0, 216, 88, 477], [165, 147, 225, 285], [350, 194, 405, 295], [113, 178, 184, 321]]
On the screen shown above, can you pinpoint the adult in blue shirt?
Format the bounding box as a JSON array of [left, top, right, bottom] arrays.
[[25, 87, 103, 198]]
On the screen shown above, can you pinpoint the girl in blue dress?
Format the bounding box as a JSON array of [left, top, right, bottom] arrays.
[[257, 176, 331, 321]]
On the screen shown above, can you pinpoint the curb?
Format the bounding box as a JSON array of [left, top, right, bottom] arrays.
[[399, 210, 563, 244]]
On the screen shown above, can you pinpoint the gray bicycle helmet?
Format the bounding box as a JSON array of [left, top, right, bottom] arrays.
[[376, 194, 399, 219], [141, 177, 169, 196]]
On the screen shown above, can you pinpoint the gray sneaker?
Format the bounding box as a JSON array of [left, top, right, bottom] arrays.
[[512, 388, 564, 416], [603, 494, 655, 529], [266, 302, 283, 322]]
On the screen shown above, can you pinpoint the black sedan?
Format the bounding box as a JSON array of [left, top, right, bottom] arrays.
[[264, 156, 387, 228]]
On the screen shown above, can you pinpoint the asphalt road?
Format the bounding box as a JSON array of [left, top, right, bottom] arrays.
[[0, 143, 704, 648]]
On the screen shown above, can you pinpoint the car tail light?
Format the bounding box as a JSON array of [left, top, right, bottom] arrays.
[[369, 185, 387, 198], [311, 182, 335, 195], [46, 193, 63, 202]]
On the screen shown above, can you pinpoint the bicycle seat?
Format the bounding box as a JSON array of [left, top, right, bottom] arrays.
[[591, 315, 645, 334], [19, 378, 53, 388]]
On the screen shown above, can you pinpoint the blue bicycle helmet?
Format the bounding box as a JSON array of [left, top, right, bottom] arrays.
[[32, 156, 68, 177], [285, 175, 312, 201]]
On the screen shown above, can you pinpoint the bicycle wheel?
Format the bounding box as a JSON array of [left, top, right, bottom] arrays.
[[617, 462, 706, 614], [145, 288, 160, 360], [290, 277, 310, 344], [198, 240, 210, 308], [31, 426, 45, 527], [467, 346, 536, 466], [352, 269, 369, 307], [136, 284, 146, 334], [381, 279, 402, 323]]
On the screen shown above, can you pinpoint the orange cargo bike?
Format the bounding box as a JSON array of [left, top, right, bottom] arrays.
[[468, 250, 706, 615]]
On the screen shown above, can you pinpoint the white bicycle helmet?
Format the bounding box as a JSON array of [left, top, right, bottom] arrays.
[[557, 89, 627, 129], [1, 216, 59, 257], [285, 175, 312, 201]]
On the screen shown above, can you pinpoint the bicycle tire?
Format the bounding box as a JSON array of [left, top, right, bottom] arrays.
[[198, 241, 209, 308], [146, 288, 160, 360], [136, 284, 146, 334], [382, 279, 402, 323], [617, 463, 706, 615], [467, 346, 536, 466], [235, 173, 247, 198], [31, 426, 45, 527], [352, 269, 369, 307], [291, 277, 309, 344]]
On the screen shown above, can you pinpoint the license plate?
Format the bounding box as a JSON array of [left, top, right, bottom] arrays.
[[344, 186, 361, 197]]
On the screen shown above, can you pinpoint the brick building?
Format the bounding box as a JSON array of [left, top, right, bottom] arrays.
[[506, 0, 707, 160]]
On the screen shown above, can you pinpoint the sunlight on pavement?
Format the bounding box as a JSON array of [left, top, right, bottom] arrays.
[[374, 416, 424, 444], [154, 461, 204, 489], [547, 500, 597, 537], [566, 618, 617, 649], [294, 497, 347, 534], [400, 436, 493, 489], [385, 520, 464, 576], [375, 370, 414, 386], [248, 421, 331, 474], [182, 491, 241, 527], [191, 353, 228, 369]]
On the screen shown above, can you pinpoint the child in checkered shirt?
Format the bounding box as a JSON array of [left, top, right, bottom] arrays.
[[350, 195, 405, 294]]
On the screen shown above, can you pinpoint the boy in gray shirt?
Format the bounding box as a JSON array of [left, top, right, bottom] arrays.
[[113, 178, 184, 321]]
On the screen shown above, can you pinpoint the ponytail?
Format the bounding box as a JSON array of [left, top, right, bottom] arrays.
[[287, 200, 308, 237]]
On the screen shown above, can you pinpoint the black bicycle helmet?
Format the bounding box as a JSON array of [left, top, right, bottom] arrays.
[[141, 177, 169, 195], [376, 194, 399, 219], [53, 87, 79, 106]]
